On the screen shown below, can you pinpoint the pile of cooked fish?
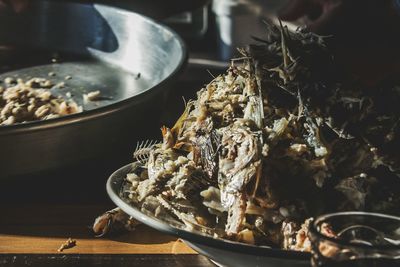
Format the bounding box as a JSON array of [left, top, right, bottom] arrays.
[[102, 22, 400, 251]]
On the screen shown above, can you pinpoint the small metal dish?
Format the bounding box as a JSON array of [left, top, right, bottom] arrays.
[[107, 163, 309, 267]]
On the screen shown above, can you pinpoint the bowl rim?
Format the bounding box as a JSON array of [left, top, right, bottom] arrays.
[[106, 163, 310, 261], [309, 211, 400, 251]]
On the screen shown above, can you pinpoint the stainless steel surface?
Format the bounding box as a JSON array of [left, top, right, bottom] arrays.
[[211, 0, 294, 60], [0, 1, 186, 177], [107, 163, 310, 267]]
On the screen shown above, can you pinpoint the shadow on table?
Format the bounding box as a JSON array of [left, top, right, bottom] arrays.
[[107, 225, 177, 245], [0, 205, 176, 245]]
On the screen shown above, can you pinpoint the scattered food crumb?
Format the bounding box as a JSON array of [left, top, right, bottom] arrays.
[[55, 82, 65, 89], [4, 77, 16, 85], [48, 72, 56, 77], [57, 238, 76, 252], [65, 75, 72, 80], [66, 92, 72, 98], [25, 78, 53, 88], [83, 90, 101, 102], [51, 53, 60, 63]]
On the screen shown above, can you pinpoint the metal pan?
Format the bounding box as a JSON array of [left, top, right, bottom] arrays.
[[0, 1, 186, 178], [107, 163, 309, 267]]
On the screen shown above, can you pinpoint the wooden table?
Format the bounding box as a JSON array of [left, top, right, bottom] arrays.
[[0, 204, 215, 266]]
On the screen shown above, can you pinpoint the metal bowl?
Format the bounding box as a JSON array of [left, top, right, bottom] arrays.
[[107, 163, 310, 267], [0, 1, 186, 177]]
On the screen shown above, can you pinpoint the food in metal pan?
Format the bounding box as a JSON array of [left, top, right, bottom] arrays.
[[83, 90, 101, 103], [113, 22, 399, 250], [0, 77, 82, 125]]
